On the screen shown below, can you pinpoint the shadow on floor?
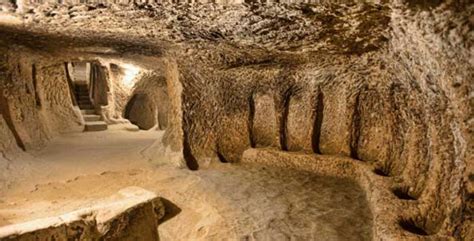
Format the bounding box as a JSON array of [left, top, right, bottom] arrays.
[[159, 197, 182, 224]]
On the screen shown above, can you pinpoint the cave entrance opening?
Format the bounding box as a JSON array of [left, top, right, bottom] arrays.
[[67, 61, 109, 131], [122, 69, 170, 131], [67, 62, 109, 109]]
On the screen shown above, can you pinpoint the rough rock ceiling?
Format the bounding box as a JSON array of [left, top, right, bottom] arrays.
[[0, 3, 390, 58], [0, 1, 472, 240]]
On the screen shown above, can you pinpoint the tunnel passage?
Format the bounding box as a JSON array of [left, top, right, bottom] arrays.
[[67, 61, 110, 132], [123, 71, 170, 130], [124, 93, 156, 130], [0, 1, 470, 241]]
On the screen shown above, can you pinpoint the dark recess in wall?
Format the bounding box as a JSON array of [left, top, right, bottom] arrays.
[[392, 186, 417, 200], [399, 218, 428, 236], [406, 0, 443, 10], [279, 89, 291, 151], [183, 133, 199, 170], [216, 144, 229, 163], [31, 64, 42, 108], [124, 94, 138, 120], [64, 63, 77, 106], [350, 91, 362, 160], [312, 90, 324, 154], [247, 93, 256, 148]]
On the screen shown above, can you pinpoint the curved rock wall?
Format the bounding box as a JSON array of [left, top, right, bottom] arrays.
[[386, 1, 472, 237], [0, 1, 470, 239], [0, 52, 81, 151], [170, 2, 471, 239], [125, 93, 156, 129], [177, 48, 468, 240], [0, 51, 83, 192], [98, 62, 132, 123], [124, 71, 170, 130]]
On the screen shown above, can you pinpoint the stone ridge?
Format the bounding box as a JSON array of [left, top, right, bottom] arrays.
[[0, 187, 165, 240]]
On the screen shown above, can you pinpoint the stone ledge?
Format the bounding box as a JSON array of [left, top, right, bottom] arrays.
[[241, 148, 457, 241], [0, 186, 165, 240]]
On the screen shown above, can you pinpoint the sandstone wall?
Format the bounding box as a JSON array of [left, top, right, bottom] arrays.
[[0, 53, 24, 152], [178, 52, 389, 164], [143, 60, 185, 168], [0, 51, 81, 193], [176, 49, 468, 240], [99, 62, 129, 122], [124, 71, 170, 130], [0, 1, 470, 239], [386, 1, 472, 237], [37, 61, 82, 135], [170, 2, 471, 238], [90, 62, 109, 107], [0, 51, 81, 151]]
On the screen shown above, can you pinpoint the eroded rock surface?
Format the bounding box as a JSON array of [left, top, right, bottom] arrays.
[[0, 187, 165, 240], [0, 1, 471, 240]]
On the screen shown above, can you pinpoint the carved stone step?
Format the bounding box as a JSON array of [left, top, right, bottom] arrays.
[[81, 109, 96, 115], [84, 121, 107, 132], [83, 114, 101, 122]]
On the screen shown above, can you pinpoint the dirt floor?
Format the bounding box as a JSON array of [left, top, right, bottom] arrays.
[[0, 127, 372, 241]]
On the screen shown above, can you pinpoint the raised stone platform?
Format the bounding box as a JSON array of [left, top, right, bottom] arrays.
[[0, 187, 165, 240], [241, 148, 458, 241], [84, 121, 108, 132]]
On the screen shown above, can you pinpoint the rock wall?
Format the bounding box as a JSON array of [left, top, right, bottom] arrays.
[[36, 61, 82, 135], [144, 60, 185, 167], [0, 52, 81, 151], [99, 62, 130, 123], [169, 2, 471, 239], [0, 49, 83, 198], [124, 93, 156, 129], [178, 52, 387, 164], [90, 62, 110, 108], [175, 49, 469, 239], [386, 1, 472, 237], [0, 1, 470, 239], [124, 71, 169, 130]]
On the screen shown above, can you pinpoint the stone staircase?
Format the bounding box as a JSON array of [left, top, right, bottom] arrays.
[[75, 83, 107, 132]]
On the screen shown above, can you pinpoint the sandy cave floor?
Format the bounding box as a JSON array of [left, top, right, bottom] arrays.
[[0, 127, 372, 240]]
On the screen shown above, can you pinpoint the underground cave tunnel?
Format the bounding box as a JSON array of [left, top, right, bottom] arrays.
[[0, 0, 472, 240]]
